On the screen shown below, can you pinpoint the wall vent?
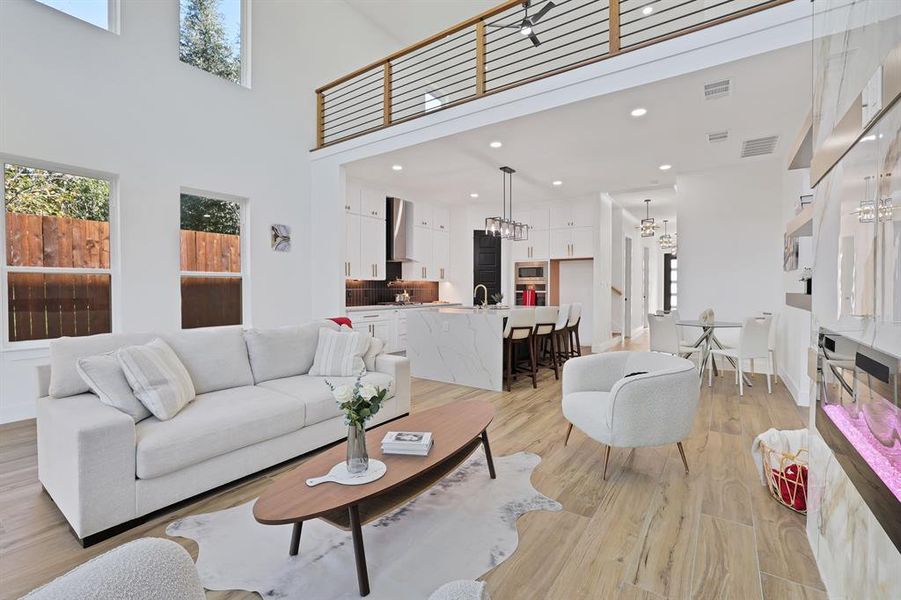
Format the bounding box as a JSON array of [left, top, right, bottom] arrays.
[[707, 130, 729, 143], [704, 78, 731, 99], [740, 135, 779, 158]]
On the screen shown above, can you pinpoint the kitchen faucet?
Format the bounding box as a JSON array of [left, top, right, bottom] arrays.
[[473, 284, 488, 308]]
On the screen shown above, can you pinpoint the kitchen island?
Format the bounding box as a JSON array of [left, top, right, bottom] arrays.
[[406, 307, 511, 391]]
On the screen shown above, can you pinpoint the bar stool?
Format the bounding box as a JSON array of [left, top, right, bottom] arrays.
[[567, 303, 583, 358], [533, 306, 560, 380], [504, 308, 537, 391], [552, 304, 571, 365]]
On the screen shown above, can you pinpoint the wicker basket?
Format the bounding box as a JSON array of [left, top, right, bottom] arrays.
[[760, 443, 809, 514]]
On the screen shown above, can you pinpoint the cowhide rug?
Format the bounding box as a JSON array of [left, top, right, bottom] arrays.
[[166, 449, 559, 599]]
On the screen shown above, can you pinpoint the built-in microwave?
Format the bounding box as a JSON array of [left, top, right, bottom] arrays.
[[515, 261, 547, 283]]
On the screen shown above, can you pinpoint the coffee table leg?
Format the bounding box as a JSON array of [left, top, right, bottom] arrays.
[[481, 430, 497, 479], [289, 521, 302, 556], [349, 504, 370, 596]]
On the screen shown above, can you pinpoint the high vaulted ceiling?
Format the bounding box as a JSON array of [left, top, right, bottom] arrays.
[[345, 42, 811, 223]]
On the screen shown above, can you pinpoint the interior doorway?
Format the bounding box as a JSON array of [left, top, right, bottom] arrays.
[[473, 231, 501, 305], [624, 236, 632, 337], [642, 246, 650, 328]]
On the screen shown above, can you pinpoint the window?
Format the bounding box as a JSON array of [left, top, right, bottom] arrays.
[[3, 163, 112, 343], [180, 192, 243, 329], [179, 0, 247, 85], [35, 0, 116, 31], [663, 253, 677, 312]]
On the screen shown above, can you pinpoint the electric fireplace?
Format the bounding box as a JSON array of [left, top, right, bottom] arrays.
[[816, 330, 901, 552]]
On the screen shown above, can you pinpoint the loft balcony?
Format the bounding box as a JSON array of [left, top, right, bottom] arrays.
[[314, 0, 791, 148]]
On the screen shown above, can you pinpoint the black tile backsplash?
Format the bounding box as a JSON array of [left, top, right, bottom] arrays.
[[345, 262, 439, 307]]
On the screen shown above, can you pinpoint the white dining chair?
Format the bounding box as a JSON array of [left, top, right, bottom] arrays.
[[504, 308, 537, 391], [708, 316, 772, 395], [648, 313, 703, 369]]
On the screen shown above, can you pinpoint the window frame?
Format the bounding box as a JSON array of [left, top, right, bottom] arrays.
[[33, 0, 121, 34], [0, 155, 120, 350], [178, 187, 249, 329]]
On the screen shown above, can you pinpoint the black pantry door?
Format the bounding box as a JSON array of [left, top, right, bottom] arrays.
[[473, 231, 502, 305]]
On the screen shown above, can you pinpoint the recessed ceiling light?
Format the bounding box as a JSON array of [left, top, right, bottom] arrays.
[[642, 5, 654, 16], [861, 134, 876, 142], [470, 193, 479, 198], [392, 164, 403, 171], [552, 180, 563, 186], [489, 141, 503, 148], [630, 107, 647, 117], [659, 164, 672, 171]]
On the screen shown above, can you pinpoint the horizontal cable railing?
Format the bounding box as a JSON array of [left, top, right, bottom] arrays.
[[315, 0, 790, 148]]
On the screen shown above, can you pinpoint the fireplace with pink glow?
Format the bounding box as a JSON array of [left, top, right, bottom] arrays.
[[817, 331, 901, 551]]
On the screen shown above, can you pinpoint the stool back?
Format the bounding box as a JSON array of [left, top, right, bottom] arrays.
[[534, 306, 558, 336], [504, 308, 536, 340], [555, 304, 571, 331], [567, 303, 582, 327]]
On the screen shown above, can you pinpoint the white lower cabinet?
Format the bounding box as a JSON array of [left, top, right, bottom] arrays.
[[354, 312, 394, 348]]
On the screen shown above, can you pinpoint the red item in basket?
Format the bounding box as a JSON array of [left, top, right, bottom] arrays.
[[772, 463, 808, 511], [522, 288, 537, 306]]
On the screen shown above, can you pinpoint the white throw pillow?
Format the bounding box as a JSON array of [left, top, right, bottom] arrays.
[[363, 337, 385, 373], [76, 353, 152, 422], [117, 338, 196, 420], [308, 327, 371, 377]]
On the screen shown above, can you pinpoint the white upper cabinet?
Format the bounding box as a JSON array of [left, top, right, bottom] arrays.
[[413, 203, 433, 229], [345, 213, 362, 279], [345, 181, 361, 214], [433, 230, 450, 280], [432, 206, 450, 232], [528, 208, 549, 230], [549, 228, 571, 259], [360, 216, 386, 280], [570, 226, 594, 258], [530, 230, 549, 259], [550, 202, 594, 229], [360, 188, 387, 220]]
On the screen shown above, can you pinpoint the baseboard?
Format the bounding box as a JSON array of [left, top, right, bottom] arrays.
[[779, 367, 810, 407]]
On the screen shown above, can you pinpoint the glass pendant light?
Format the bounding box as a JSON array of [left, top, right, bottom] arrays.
[[640, 198, 656, 237], [485, 166, 530, 240]]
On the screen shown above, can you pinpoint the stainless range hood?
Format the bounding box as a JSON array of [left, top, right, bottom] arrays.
[[386, 197, 411, 262]]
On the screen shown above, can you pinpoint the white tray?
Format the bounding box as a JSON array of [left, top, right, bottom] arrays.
[[305, 460, 387, 487]]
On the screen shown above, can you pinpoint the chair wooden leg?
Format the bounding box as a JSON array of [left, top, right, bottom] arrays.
[[550, 333, 559, 380], [575, 327, 582, 356], [563, 422, 573, 446], [527, 335, 537, 389], [677, 442, 689, 474], [602, 445, 612, 481]]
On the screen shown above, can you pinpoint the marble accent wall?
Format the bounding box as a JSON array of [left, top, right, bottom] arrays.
[[808, 1, 901, 597]]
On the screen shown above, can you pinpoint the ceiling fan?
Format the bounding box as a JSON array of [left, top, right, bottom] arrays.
[[489, 1, 557, 47]]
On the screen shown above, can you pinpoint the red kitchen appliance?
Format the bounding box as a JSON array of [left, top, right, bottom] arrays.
[[522, 288, 537, 306]]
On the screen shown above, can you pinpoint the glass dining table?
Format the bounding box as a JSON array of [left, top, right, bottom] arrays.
[[677, 320, 752, 386]]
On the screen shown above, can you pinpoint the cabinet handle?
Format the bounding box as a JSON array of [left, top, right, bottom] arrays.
[[375, 264, 378, 277]]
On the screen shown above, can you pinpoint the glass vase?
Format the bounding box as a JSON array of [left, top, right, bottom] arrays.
[[346, 424, 369, 474]]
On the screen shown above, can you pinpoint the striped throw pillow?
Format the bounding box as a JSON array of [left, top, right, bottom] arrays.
[[308, 328, 371, 377], [117, 338, 196, 420]]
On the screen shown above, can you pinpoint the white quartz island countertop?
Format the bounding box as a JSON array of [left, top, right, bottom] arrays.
[[406, 306, 517, 391]]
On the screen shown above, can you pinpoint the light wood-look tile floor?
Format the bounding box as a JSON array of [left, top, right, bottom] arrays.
[[0, 335, 825, 599]]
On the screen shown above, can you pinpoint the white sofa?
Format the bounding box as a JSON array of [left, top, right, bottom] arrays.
[[35, 320, 411, 544]]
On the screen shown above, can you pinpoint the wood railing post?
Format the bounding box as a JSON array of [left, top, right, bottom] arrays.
[[383, 62, 392, 126], [316, 91, 325, 148], [609, 0, 620, 54], [476, 21, 486, 95]]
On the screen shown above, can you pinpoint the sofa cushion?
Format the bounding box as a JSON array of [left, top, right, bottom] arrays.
[[161, 327, 253, 394], [308, 328, 371, 377], [76, 353, 151, 422], [50, 332, 156, 398], [135, 386, 304, 479], [118, 339, 196, 421], [259, 372, 393, 427], [243, 320, 340, 384], [363, 337, 385, 373], [562, 391, 613, 443]]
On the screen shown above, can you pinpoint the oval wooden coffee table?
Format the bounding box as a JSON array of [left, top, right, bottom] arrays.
[[253, 400, 496, 596]]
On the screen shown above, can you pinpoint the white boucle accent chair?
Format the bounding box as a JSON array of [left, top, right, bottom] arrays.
[[562, 351, 700, 479], [23, 538, 204, 599], [36, 320, 411, 545]]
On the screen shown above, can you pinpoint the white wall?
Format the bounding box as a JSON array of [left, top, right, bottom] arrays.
[[559, 260, 594, 345], [677, 160, 785, 329], [610, 207, 624, 333], [0, 0, 399, 421]]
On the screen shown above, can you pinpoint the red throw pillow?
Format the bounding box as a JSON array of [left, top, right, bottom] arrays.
[[329, 317, 353, 328], [772, 463, 808, 511]]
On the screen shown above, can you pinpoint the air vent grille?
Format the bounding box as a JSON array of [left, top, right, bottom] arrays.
[[740, 135, 779, 158], [704, 78, 731, 100], [707, 130, 729, 143]]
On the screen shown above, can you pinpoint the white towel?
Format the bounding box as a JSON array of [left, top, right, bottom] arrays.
[[750, 428, 808, 485]]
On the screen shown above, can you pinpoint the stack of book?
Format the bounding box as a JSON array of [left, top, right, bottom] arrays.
[[381, 431, 433, 456]]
